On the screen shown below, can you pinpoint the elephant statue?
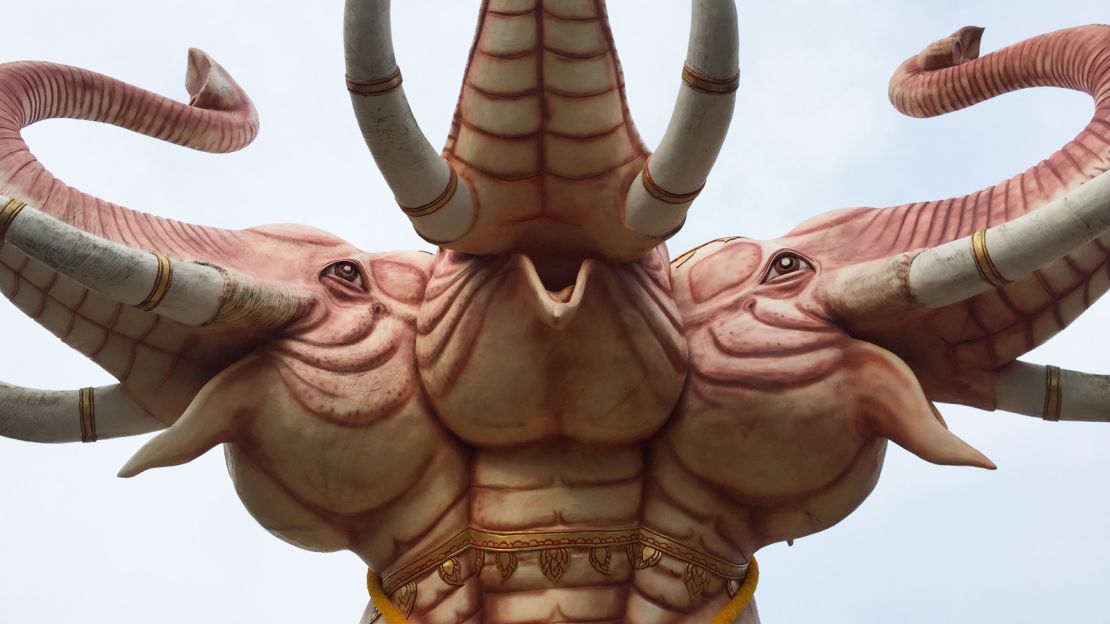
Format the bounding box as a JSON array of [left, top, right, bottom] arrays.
[[0, 1, 1107, 622]]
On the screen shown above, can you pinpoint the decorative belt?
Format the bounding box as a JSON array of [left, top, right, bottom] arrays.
[[369, 525, 755, 619], [367, 554, 759, 624]]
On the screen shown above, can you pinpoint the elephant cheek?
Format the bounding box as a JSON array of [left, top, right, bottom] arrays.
[[668, 375, 874, 503]]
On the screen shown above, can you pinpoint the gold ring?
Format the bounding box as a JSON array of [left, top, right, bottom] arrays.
[[971, 229, 1009, 288], [136, 253, 173, 311], [400, 164, 459, 218], [0, 198, 27, 241], [79, 387, 97, 443], [346, 68, 404, 96], [1043, 365, 1062, 422], [681, 63, 740, 95], [641, 157, 704, 205]]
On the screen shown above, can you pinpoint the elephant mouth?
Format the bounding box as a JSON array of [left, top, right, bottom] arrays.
[[512, 254, 598, 330]]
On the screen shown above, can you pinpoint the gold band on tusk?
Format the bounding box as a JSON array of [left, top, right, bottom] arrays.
[[400, 164, 459, 218], [641, 157, 704, 205], [681, 64, 740, 95], [346, 68, 404, 96], [136, 253, 173, 312], [79, 387, 97, 443], [1043, 365, 1062, 422], [971, 229, 1010, 288], [0, 198, 27, 241]]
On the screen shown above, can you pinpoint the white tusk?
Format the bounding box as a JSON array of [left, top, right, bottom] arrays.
[[909, 170, 1110, 308], [0, 197, 306, 327], [624, 0, 739, 238], [2, 198, 225, 325], [344, 0, 475, 243], [996, 361, 1110, 422], [0, 383, 163, 443]]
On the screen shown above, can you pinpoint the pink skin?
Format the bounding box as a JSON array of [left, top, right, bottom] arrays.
[[2, 12, 1110, 624]]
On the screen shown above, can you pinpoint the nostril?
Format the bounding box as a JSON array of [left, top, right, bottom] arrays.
[[371, 302, 387, 317]]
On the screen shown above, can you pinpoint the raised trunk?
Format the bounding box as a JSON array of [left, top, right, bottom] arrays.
[[0, 53, 255, 260], [442, 0, 652, 270], [886, 25, 1110, 245], [803, 26, 1110, 410]]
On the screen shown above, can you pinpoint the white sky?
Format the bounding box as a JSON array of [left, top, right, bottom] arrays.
[[1, 1, 1108, 622]]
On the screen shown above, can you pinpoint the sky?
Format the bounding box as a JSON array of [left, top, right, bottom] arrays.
[[0, 1, 1108, 622]]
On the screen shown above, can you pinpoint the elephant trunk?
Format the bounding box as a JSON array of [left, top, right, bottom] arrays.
[[351, 1, 739, 263], [889, 25, 1110, 222], [833, 25, 1110, 315], [0, 51, 258, 254]]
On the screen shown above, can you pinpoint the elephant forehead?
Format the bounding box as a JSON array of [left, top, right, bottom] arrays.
[[688, 241, 764, 303]]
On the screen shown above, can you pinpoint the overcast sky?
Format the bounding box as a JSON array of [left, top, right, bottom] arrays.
[[1, 1, 1108, 622]]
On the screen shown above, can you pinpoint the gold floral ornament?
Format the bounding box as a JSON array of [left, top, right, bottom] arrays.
[[496, 551, 517, 581], [683, 563, 712, 599], [393, 583, 417, 617], [437, 557, 463, 586], [626, 544, 664, 570], [539, 548, 570, 584], [588, 546, 612, 575]]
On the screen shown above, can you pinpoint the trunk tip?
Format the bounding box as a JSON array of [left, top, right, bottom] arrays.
[[915, 25, 986, 71]]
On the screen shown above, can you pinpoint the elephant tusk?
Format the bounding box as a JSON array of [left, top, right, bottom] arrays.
[[623, 0, 739, 239], [907, 170, 1110, 308], [995, 361, 1110, 423], [344, 0, 476, 244], [0, 383, 164, 443], [824, 170, 1110, 316], [0, 196, 308, 328]]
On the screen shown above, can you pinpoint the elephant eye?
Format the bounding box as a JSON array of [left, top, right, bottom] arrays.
[[763, 251, 813, 283], [321, 260, 366, 290]]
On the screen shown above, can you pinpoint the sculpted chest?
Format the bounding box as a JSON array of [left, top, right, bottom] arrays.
[[416, 248, 688, 447]]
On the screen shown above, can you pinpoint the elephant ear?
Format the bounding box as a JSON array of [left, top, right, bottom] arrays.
[[788, 26, 1110, 409], [0, 53, 317, 439], [844, 341, 994, 469]]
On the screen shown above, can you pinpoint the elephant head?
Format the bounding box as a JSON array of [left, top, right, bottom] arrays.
[[0, 46, 471, 568], [662, 24, 1110, 552]]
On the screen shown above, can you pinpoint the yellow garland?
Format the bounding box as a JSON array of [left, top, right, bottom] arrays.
[[711, 556, 760, 624], [366, 556, 759, 624], [366, 570, 410, 624]]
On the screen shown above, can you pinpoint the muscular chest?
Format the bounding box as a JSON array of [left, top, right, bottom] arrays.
[[416, 249, 688, 446]]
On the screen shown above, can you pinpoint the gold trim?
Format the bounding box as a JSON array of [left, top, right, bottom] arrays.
[[639, 527, 744, 577], [467, 525, 641, 552], [346, 68, 404, 96], [641, 157, 704, 205], [0, 198, 27, 241], [136, 253, 173, 312], [378, 525, 749, 595], [971, 229, 1010, 288], [1043, 365, 1062, 422], [78, 387, 96, 443], [400, 164, 459, 218], [682, 63, 740, 95]]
